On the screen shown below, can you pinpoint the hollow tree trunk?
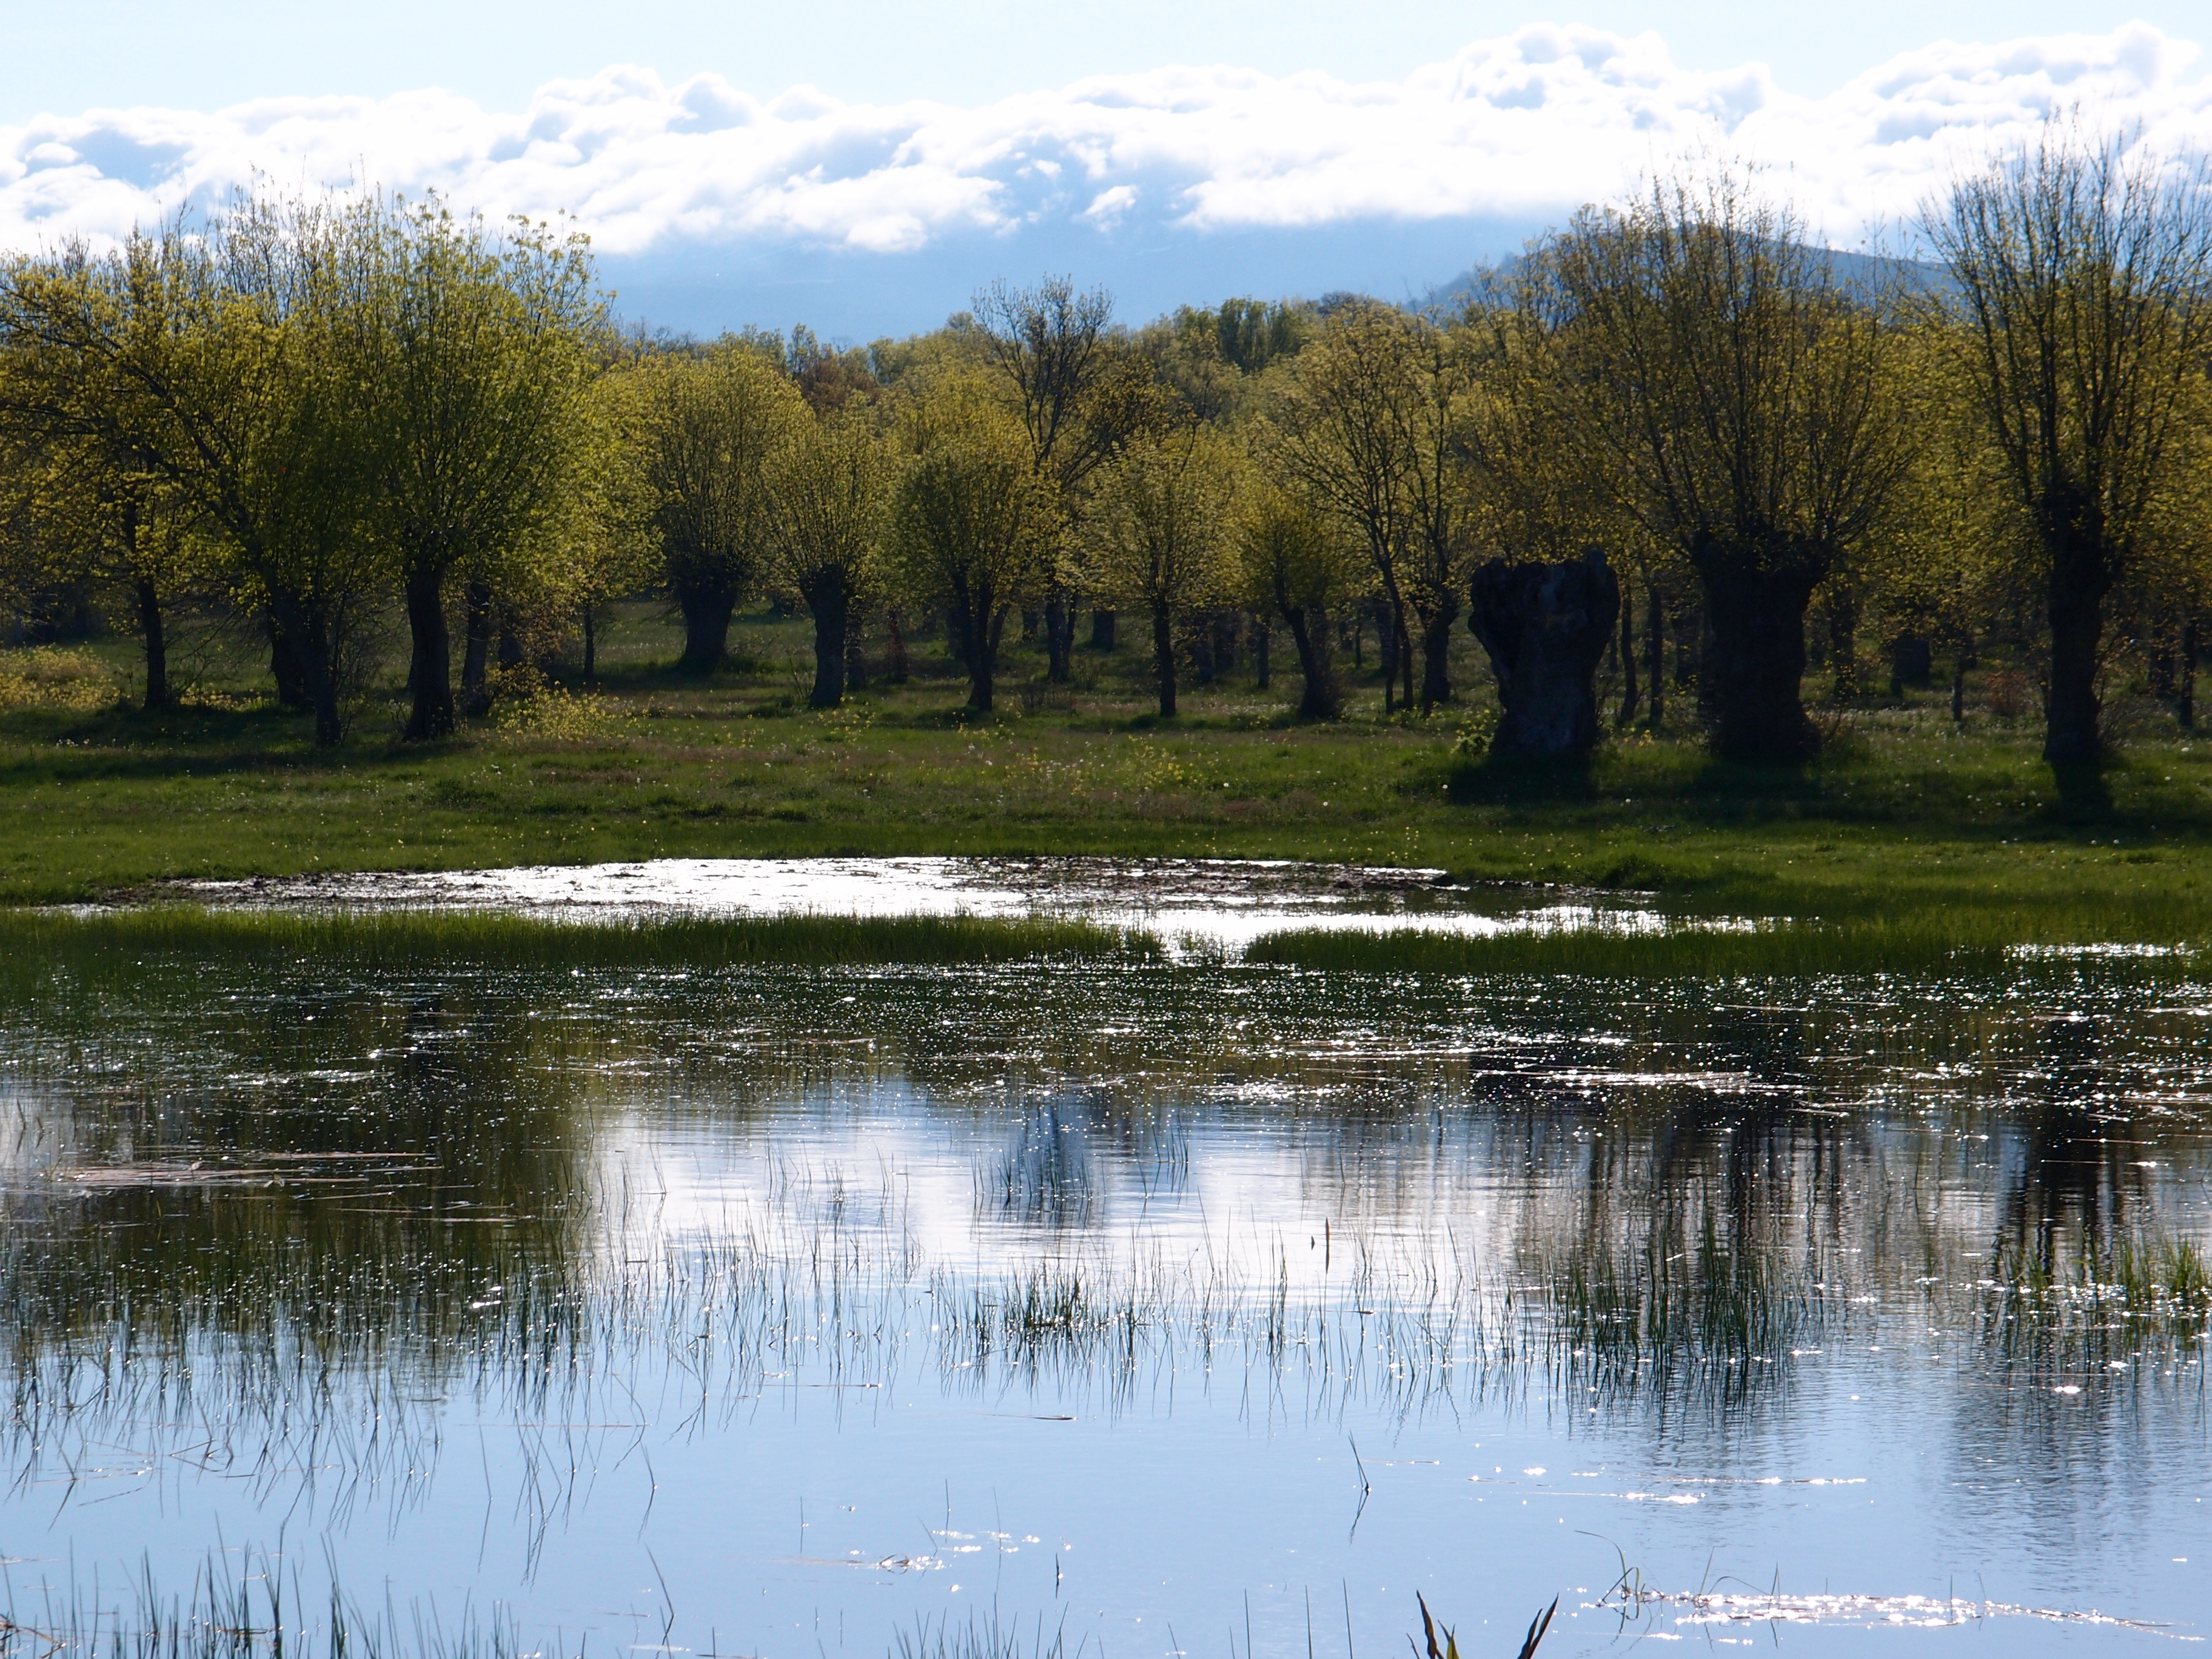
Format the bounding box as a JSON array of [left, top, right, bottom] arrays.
[[403, 567, 455, 739], [460, 579, 494, 714], [135, 576, 167, 711], [1691, 532, 1823, 764], [1152, 604, 1177, 717], [802, 571, 850, 708], [1468, 551, 1620, 759]]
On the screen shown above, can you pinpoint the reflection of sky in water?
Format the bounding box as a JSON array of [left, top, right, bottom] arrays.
[[175, 855, 1709, 954], [0, 947, 2206, 1655]]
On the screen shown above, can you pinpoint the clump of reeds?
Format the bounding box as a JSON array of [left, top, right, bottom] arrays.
[[0, 905, 1159, 972], [1241, 913, 2201, 979], [893, 1609, 1074, 1659]]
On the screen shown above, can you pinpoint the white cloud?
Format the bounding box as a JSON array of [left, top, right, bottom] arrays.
[[2, 22, 2208, 260]]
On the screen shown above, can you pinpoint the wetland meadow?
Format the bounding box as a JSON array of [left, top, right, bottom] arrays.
[[2, 615, 2210, 1655]]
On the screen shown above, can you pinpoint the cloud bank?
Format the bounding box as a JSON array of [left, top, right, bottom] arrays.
[[4, 23, 2210, 332]]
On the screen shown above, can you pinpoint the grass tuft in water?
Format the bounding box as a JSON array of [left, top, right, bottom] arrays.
[[0, 905, 1159, 971], [1243, 909, 2203, 977]]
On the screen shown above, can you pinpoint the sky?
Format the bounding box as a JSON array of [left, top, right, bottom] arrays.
[[5, 2, 2211, 338]]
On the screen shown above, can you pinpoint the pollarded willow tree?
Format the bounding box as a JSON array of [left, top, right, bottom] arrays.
[[765, 414, 887, 709], [888, 386, 1053, 712], [371, 195, 602, 739], [971, 276, 1155, 679], [1236, 479, 1356, 720], [1088, 422, 1237, 719], [1276, 303, 1419, 713], [1924, 119, 2212, 766], [628, 340, 802, 675], [1537, 169, 1909, 762], [1, 191, 392, 744]]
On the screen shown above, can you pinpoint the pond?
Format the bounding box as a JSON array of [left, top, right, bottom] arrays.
[[2, 859, 2207, 1656]]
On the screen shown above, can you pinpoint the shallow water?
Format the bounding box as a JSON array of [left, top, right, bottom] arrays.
[[171, 855, 1693, 953], [4, 873, 2210, 1655]]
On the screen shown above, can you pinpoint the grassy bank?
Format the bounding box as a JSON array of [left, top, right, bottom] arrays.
[[5, 605, 2210, 942]]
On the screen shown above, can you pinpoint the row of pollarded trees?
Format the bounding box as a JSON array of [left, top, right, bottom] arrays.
[[1489, 121, 2212, 766], [0, 191, 608, 745], [4, 117, 2208, 770]]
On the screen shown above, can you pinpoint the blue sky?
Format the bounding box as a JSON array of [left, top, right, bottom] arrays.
[[7, 3, 2210, 337]]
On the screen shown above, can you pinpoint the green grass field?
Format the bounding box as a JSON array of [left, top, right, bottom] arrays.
[[4, 600, 2209, 943]]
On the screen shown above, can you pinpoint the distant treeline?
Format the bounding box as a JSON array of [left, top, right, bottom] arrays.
[[2, 114, 2208, 766]]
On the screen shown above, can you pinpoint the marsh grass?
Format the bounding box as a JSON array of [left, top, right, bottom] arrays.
[[1243, 908, 2205, 977], [0, 906, 1158, 973], [0, 1549, 533, 1659]]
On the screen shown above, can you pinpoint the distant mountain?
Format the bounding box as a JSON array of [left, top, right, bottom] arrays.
[[1416, 244, 1949, 314], [597, 212, 1549, 343]]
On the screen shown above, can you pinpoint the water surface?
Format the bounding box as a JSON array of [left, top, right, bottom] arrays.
[[4, 865, 2208, 1654]]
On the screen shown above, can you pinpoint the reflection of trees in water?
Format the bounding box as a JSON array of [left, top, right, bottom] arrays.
[[0, 948, 2205, 1549]]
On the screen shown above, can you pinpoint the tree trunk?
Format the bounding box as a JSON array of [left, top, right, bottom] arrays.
[[1469, 551, 1620, 758], [497, 622, 525, 672], [273, 594, 343, 747], [461, 579, 494, 714], [1045, 598, 1073, 682], [1090, 608, 1116, 650], [1152, 604, 1177, 717], [1376, 601, 1398, 713], [675, 581, 737, 676], [1252, 615, 1270, 689], [968, 607, 1006, 712], [1645, 585, 1664, 731], [268, 614, 310, 709], [1615, 571, 1638, 728], [135, 576, 167, 711], [1827, 584, 1860, 702], [2043, 530, 2111, 765], [403, 567, 455, 739], [581, 605, 597, 687], [1191, 614, 1215, 686], [845, 609, 868, 691], [885, 609, 911, 682], [1211, 609, 1238, 676], [1417, 598, 1457, 714], [1691, 534, 1823, 763], [1283, 605, 1341, 720], [803, 572, 849, 708], [2179, 619, 2197, 731]]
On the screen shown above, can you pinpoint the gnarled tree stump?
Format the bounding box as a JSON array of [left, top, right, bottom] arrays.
[[1469, 549, 1620, 758]]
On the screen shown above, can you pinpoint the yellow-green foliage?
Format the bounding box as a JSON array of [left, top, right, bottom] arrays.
[[0, 645, 119, 712]]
